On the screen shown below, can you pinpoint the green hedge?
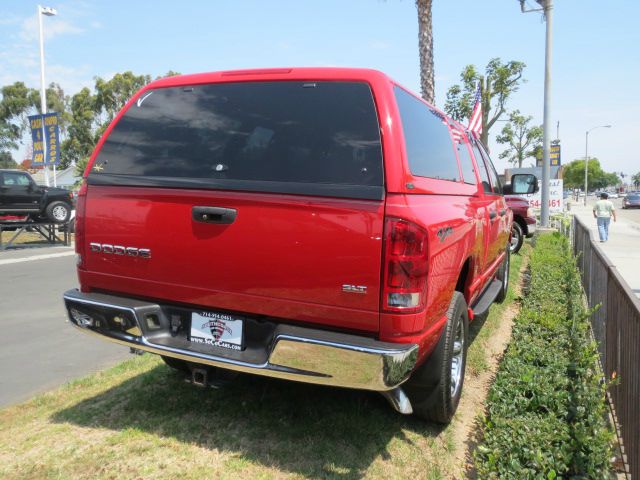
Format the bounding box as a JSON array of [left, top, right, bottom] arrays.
[[474, 233, 612, 479]]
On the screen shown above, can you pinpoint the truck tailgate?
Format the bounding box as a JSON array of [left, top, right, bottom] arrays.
[[81, 185, 384, 332]]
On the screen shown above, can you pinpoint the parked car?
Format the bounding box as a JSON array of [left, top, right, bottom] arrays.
[[505, 195, 536, 254], [622, 194, 640, 209], [63, 68, 536, 424], [0, 169, 74, 223]]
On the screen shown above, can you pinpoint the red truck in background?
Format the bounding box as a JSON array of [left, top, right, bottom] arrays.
[[63, 68, 537, 424], [505, 195, 537, 254]]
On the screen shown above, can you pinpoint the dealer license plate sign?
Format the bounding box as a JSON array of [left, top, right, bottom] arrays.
[[190, 311, 243, 351]]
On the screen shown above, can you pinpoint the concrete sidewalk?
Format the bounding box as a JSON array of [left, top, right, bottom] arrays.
[[569, 200, 640, 297]]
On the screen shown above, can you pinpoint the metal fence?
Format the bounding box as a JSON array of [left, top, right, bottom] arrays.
[[572, 215, 640, 478]]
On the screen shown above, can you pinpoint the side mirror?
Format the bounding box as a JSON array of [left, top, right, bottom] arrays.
[[504, 174, 538, 195]]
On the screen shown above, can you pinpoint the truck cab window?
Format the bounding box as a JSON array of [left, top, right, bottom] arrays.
[[394, 86, 460, 182]]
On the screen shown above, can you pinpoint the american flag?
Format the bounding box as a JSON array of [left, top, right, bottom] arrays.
[[451, 128, 465, 144], [467, 82, 483, 136]]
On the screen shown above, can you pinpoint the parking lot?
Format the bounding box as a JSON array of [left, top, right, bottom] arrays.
[[0, 245, 128, 407]]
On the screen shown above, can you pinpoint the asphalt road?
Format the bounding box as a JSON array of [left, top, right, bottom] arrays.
[[615, 201, 640, 223], [0, 246, 129, 407]]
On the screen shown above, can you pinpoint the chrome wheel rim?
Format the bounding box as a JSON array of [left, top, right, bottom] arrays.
[[450, 318, 464, 397], [52, 205, 68, 221], [510, 229, 520, 252]]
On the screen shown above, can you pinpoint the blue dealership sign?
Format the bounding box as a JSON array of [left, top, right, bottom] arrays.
[[28, 112, 60, 166]]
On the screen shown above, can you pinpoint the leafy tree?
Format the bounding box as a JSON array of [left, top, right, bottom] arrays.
[[159, 70, 181, 79], [562, 158, 618, 190], [1, 71, 179, 176], [62, 87, 98, 172], [0, 151, 17, 168], [71, 71, 160, 175], [0, 81, 71, 169], [496, 110, 542, 168], [94, 72, 151, 127], [416, 0, 434, 103], [33, 83, 72, 135], [632, 172, 640, 188], [601, 172, 620, 189], [444, 58, 526, 146], [0, 82, 37, 150]]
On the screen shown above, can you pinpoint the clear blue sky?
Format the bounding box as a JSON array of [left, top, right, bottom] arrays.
[[1, 0, 638, 177]]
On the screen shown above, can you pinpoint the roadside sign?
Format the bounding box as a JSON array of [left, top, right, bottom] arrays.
[[550, 144, 561, 166], [28, 113, 60, 166], [523, 179, 563, 213], [28, 114, 45, 166]]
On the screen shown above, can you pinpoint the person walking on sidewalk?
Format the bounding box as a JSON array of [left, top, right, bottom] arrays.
[[593, 192, 617, 242]]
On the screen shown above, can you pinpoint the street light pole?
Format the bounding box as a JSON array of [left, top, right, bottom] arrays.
[[584, 125, 611, 206], [540, 0, 553, 227], [37, 5, 57, 187], [520, 0, 553, 227]]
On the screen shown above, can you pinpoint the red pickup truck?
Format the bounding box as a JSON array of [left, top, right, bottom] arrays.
[[63, 68, 536, 423]]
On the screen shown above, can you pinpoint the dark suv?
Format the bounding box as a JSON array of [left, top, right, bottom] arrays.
[[0, 169, 74, 223]]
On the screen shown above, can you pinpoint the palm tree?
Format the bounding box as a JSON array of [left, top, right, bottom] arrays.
[[416, 0, 434, 104]]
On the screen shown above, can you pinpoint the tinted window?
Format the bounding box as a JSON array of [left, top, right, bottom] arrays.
[[2, 172, 30, 186], [394, 87, 460, 182], [94, 82, 383, 188], [456, 141, 477, 185], [477, 143, 502, 194], [471, 143, 492, 193]]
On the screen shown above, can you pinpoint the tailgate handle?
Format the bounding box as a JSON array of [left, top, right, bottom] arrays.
[[192, 206, 237, 224]]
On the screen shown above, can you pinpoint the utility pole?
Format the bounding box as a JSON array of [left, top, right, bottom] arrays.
[[519, 0, 552, 227], [37, 5, 57, 187], [540, 0, 553, 228]]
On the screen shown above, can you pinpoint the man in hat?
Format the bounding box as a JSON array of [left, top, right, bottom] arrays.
[[592, 192, 617, 242]]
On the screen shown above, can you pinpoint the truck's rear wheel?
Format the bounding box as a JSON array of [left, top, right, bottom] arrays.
[[495, 247, 510, 304], [510, 221, 524, 254], [405, 291, 468, 424], [45, 201, 71, 223]]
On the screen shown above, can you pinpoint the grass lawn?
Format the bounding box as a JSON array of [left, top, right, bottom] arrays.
[[0, 246, 529, 480], [0, 229, 72, 248]]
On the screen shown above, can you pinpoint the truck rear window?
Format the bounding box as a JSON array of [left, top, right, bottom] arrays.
[[90, 81, 384, 200]]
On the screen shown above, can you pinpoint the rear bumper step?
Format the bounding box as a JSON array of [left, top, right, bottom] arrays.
[[63, 289, 418, 391]]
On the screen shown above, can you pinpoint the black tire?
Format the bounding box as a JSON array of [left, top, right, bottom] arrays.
[[405, 292, 469, 424], [45, 201, 71, 223], [495, 247, 510, 304], [509, 221, 524, 255], [161, 355, 191, 373]]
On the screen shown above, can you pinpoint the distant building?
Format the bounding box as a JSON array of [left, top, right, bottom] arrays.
[[54, 166, 81, 189], [31, 166, 80, 189]]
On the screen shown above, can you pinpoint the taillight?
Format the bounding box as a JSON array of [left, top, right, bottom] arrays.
[[75, 180, 88, 269], [382, 218, 428, 313]]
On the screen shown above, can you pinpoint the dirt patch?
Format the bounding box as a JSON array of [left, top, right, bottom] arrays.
[[447, 250, 530, 479]]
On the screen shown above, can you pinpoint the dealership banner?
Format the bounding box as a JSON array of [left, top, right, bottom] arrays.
[[28, 112, 60, 166]]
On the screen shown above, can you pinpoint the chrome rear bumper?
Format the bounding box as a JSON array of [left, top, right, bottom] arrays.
[[63, 289, 418, 392]]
